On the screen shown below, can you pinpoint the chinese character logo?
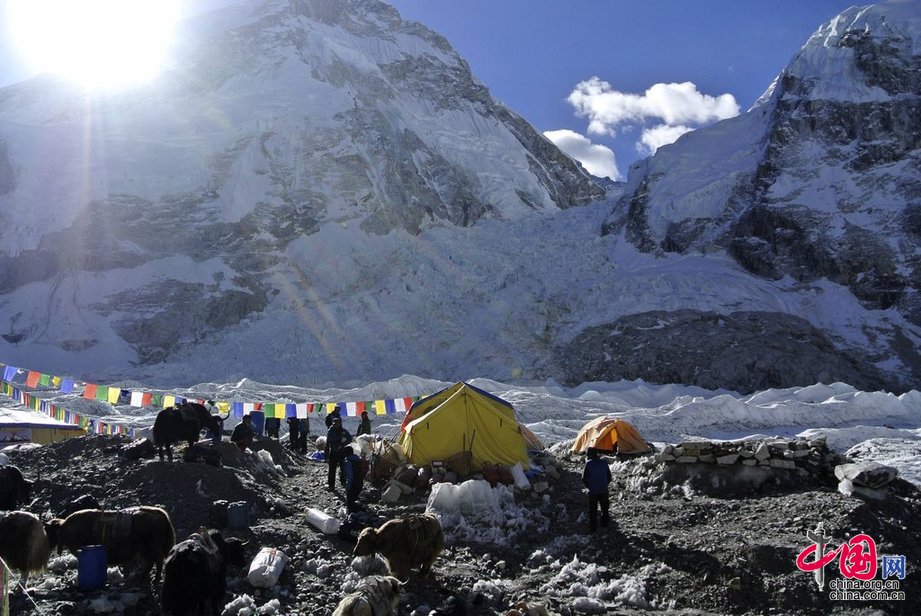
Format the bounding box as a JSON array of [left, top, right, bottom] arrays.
[[882, 555, 906, 580], [795, 524, 879, 589]]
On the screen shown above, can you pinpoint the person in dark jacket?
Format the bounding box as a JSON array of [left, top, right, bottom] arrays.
[[581, 447, 612, 533], [342, 444, 367, 513], [357, 411, 372, 436], [231, 415, 255, 452], [324, 407, 341, 429], [265, 417, 281, 439], [298, 417, 310, 453], [324, 416, 353, 491], [286, 417, 301, 451]]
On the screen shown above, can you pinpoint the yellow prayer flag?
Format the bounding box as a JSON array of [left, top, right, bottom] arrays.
[[325, 402, 338, 414], [163, 395, 176, 408], [374, 399, 387, 415], [107, 388, 120, 404], [217, 402, 229, 415]]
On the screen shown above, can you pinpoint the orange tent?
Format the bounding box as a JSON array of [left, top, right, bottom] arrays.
[[571, 417, 650, 454]]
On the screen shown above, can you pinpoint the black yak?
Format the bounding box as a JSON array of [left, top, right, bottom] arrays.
[[45, 506, 177, 582], [0, 511, 50, 584], [161, 529, 248, 616], [0, 464, 32, 510], [152, 402, 222, 462]]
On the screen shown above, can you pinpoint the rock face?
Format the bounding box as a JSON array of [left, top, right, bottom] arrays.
[[598, 3, 921, 392], [556, 310, 886, 393]]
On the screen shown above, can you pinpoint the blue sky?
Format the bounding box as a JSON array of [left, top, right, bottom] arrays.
[[0, 0, 863, 178], [388, 0, 863, 179]]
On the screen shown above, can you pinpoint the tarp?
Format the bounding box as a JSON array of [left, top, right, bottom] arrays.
[[397, 382, 532, 471], [0, 406, 86, 445], [571, 416, 651, 454]]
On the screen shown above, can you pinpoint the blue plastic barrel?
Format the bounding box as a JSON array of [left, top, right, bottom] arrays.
[[249, 411, 265, 436], [77, 545, 107, 591], [227, 501, 250, 529]]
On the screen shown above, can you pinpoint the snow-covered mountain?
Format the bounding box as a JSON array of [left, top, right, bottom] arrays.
[[585, 1, 921, 393], [0, 0, 602, 385], [0, 0, 918, 394]]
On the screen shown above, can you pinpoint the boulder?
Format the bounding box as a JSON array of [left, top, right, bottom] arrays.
[[834, 462, 898, 488]]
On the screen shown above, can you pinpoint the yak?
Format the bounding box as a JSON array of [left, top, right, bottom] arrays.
[[0, 464, 32, 511], [152, 402, 222, 462], [332, 575, 402, 616], [161, 529, 248, 616], [0, 511, 51, 585], [353, 513, 443, 581], [45, 506, 176, 583]]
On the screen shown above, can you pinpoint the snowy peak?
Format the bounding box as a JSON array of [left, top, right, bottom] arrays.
[[778, 1, 921, 102], [0, 0, 602, 382], [598, 0, 921, 392]]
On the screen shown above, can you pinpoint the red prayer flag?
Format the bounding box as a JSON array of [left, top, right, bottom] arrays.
[[25, 371, 40, 388], [83, 384, 98, 399]]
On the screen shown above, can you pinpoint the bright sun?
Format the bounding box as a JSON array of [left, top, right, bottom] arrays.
[[8, 0, 180, 88]]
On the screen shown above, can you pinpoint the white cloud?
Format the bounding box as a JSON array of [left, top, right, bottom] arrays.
[[566, 78, 740, 153], [638, 124, 694, 156], [543, 129, 621, 181]]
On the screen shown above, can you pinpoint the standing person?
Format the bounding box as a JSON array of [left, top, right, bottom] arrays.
[[324, 407, 341, 429], [324, 416, 352, 491], [286, 417, 300, 451], [265, 417, 281, 439], [357, 411, 372, 437], [342, 444, 367, 513], [581, 448, 612, 533], [231, 415, 255, 452], [298, 417, 310, 453]]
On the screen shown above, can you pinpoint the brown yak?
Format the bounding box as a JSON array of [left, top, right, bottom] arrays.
[[353, 513, 443, 581], [0, 511, 51, 585], [45, 506, 176, 582]]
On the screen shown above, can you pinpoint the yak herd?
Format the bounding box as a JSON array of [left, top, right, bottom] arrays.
[[0, 401, 447, 615], [0, 487, 444, 615]]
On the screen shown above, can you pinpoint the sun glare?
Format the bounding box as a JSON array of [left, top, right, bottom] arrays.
[[9, 0, 180, 89]]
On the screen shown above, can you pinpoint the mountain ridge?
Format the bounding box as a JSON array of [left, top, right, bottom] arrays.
[[0, 0, 918, 393]]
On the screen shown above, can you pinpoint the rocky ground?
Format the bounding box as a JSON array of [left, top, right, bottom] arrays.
[[3, 434, 920, 616]]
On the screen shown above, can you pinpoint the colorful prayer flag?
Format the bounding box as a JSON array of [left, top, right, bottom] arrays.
[[107, 388, 120, 404], [38, 373, 51, 387], [374, 399, 387, 415], [60, 378, 75, 393], [232, 402, 244, 417], [25, 371, 40, 388], [163, 395, 175, 408], [96, 385, 109, 401], [83, 384, 98, 399], [130, 391, 144, 407], [2, 365, 17, 382]]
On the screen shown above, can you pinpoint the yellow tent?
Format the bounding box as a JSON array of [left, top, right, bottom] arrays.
[[571, 417, 651, 454], [0, 406, 87, 445], [397, 382, 532, 470]]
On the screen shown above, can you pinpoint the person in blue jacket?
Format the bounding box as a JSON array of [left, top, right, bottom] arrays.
[[342, 444, 368, 513], [581, 447, 612, 533]]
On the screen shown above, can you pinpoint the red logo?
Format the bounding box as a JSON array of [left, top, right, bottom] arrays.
[[796, 533, 878, 580]]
